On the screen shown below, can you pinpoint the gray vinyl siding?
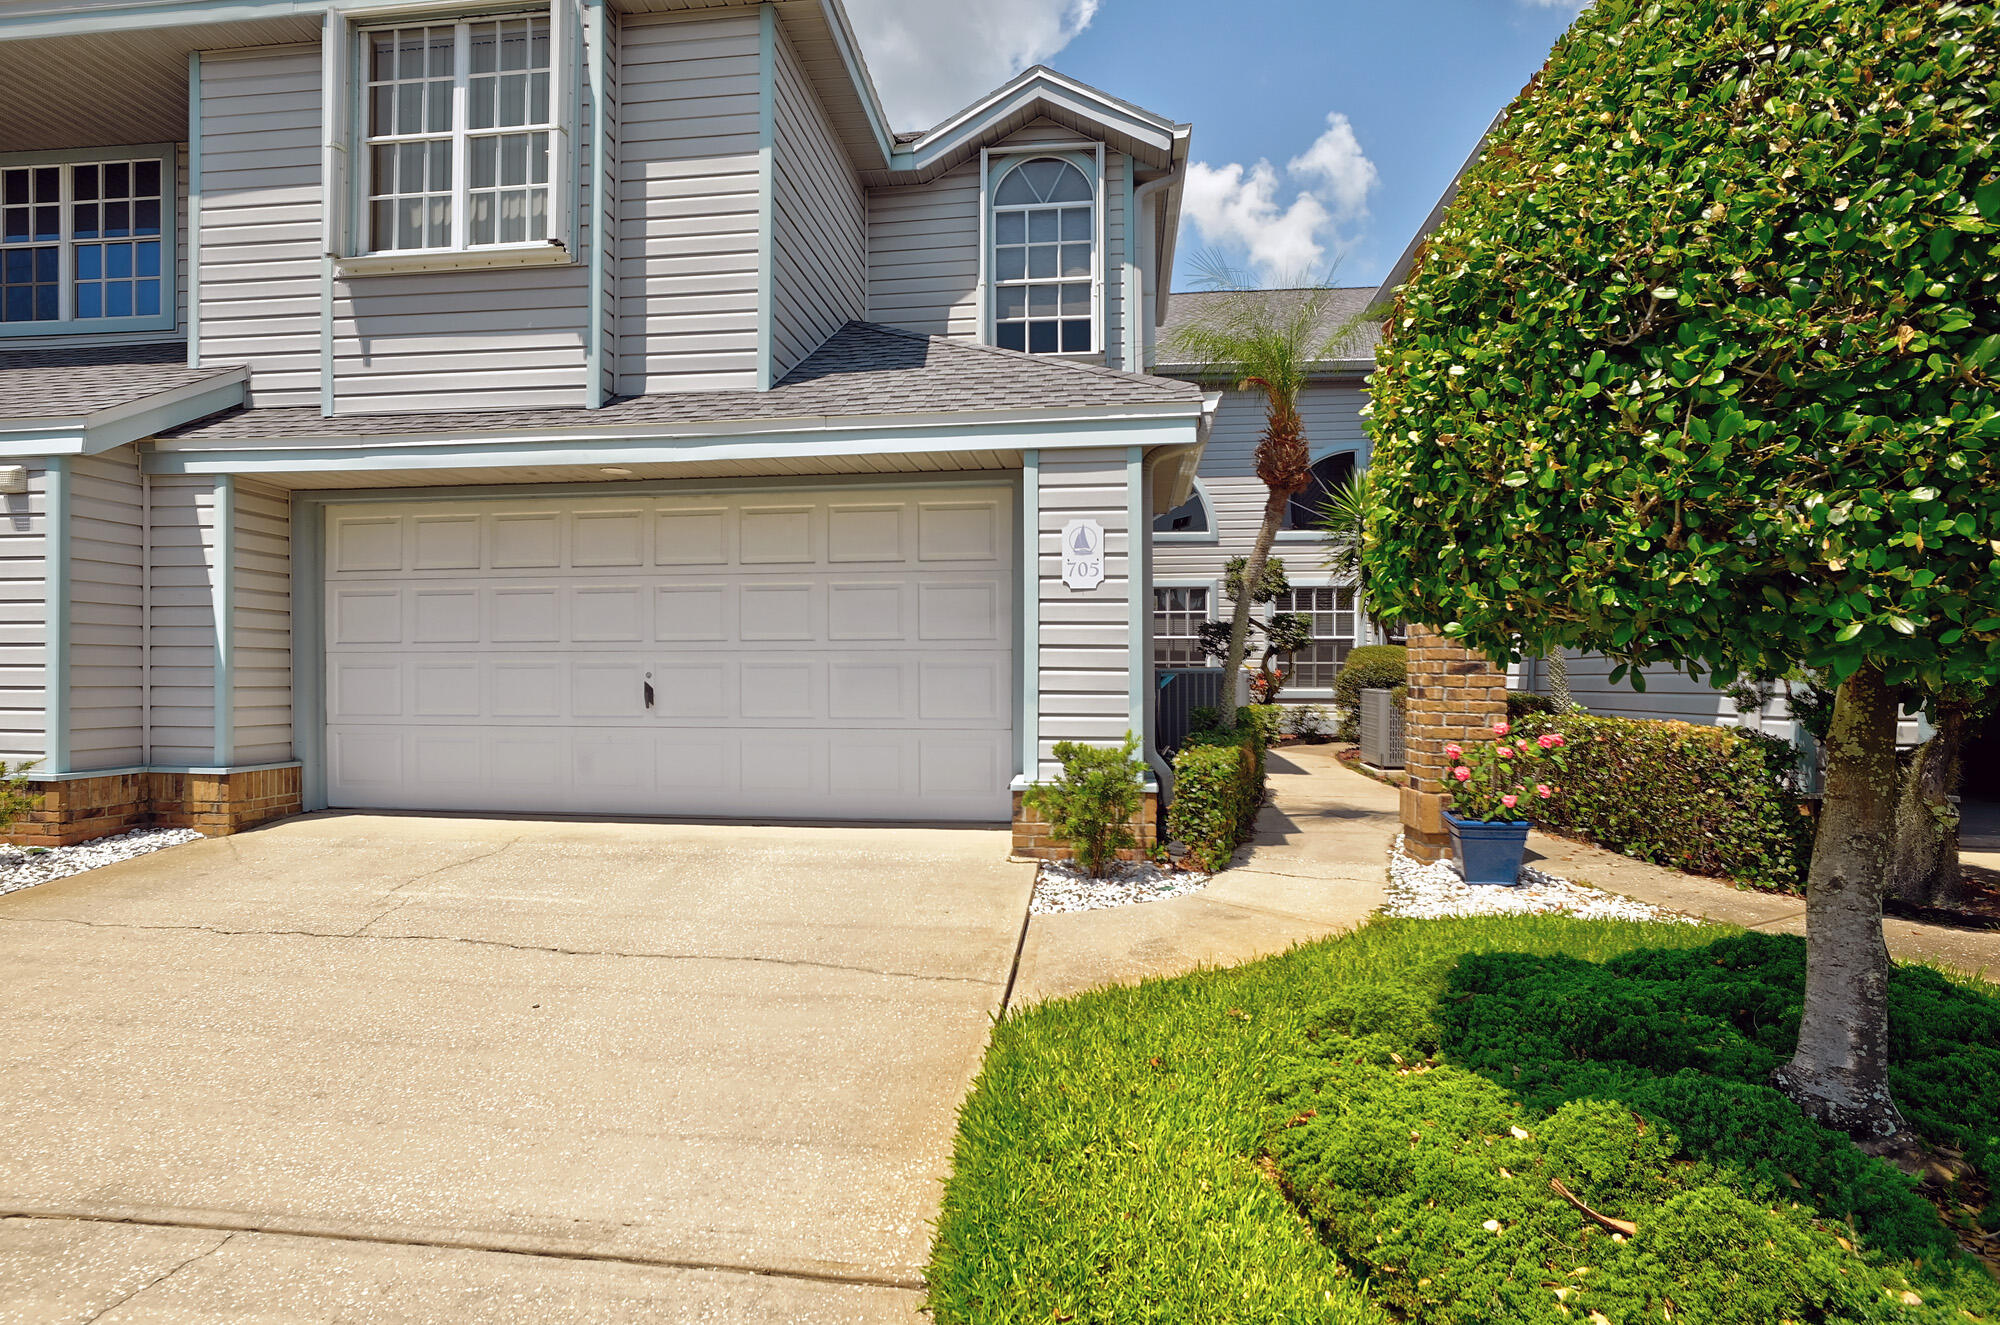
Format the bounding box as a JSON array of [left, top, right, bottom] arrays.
[[0, 471, 48, 765], [614, 11, 763, 395], [146, 477, 219, 766], [68, 448, 145, 770], [769, 23, 865, 379], [1037, 448, 1135, 777], [1152, 381, 1372, 586], [866, 157, 981, 341], [232, 481, 291, 764], [195, 44, 322, 407]]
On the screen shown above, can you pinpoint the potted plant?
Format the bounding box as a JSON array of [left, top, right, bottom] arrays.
[[1442, 722, 1567, 885]]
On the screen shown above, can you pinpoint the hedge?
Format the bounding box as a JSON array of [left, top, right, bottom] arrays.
[[1519, 713, 1814, 892], [1168, 708, 1270, 871]]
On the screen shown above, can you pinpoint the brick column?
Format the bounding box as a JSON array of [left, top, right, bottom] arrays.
[[1400, 624, 1508, 862]]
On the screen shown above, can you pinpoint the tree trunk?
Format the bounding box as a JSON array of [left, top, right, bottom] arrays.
[[1220, 488, 1290, 732], [1889, 703, 1968, 910], [1545, 651, 1575, 713], [1773, 665, 1907, 1143]]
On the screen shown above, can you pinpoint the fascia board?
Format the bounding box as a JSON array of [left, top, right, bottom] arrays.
[[891, 75, 1178, 179], [0, 0, 320, 38], [144, 411, 1208, 477], [814, 0, 894, 170]]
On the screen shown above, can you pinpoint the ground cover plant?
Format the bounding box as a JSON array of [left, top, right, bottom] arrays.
[[927, 917, 1999, 1324]]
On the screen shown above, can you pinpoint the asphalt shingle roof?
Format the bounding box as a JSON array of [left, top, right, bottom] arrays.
[[1154, 287, 1384, 374], [162, 321, 1203, 443], [0, 342, 242, 419]]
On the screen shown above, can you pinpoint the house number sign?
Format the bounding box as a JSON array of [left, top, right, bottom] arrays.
[[1061, 518, 1105, 590]]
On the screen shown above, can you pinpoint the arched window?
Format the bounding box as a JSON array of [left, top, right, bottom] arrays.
[[993, 157, 1094, 354], [1153, 483, 1212, 536], [1284, 452, 1356, 531]]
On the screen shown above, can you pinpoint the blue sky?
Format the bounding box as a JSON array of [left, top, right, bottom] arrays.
[[844, 0, 1587, 291]]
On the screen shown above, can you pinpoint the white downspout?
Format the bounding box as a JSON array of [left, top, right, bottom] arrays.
[[1131, 175, 1173, 372]]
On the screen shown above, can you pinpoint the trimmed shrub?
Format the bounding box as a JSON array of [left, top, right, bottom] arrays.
[[1024, 734, 1146, 877], [1518, 713, 1812, 891], [1169, 709, 1269, 871], [1332, 645, 1406, 741], [1506, 690, 1556, 720]]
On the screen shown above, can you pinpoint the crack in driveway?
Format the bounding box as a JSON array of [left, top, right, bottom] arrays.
[[81, 1229, 233, 1323], [0, 914, 1002, 987]]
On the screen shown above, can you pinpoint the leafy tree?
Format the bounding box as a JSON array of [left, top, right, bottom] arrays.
[[1196, 556, 1312, 702], [1169, 267, 1371, 729], [1362, 0, 2000, 1144]]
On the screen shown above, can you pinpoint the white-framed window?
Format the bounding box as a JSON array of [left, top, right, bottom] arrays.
[[0, 147, 173, 336], [1273, 586, 1359, 689], [992, 156, 1095, 354], [1153, 585, 1212, 667], [1153, 482, 1215, 540], [360, 13, 560, 254]]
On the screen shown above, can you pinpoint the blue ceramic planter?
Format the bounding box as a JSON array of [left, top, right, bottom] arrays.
[[1444, 811, 1531, 886]]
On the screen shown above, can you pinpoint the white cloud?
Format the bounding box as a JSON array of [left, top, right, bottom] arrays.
[[844, 0, 1101, 130], [1183, 112, 1380, 280]]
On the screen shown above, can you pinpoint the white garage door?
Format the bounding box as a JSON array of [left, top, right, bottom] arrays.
[[323, 486, 1015, 821]]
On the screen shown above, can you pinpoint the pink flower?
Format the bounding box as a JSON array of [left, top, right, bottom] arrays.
[[1492, 721, 1511, 737], [1537, 734, 1558, 749], [1444, 743, 1463, 760], [1501, 794, 1518, 809], [1453, 766, 1472, 782], [1536, 783, 1553, 798], [1496, 745, 1514, 759], [1547, 733, 1565, 748]]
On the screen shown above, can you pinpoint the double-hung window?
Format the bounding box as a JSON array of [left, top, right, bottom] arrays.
[[992, 157, 1095, 354], [0, 151, 171, 332], [1153, 586, 1212, 667], [1273, 587, 1359, 689], [361, 14, 563, 254]]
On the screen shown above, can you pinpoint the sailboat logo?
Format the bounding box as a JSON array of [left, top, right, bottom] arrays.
[[1070, 525, 1096, 555]]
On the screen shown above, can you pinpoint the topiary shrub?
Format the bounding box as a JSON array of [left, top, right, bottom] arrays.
[[1023, 734, 1146, 877], [1506, 690, 1556, 720], [1332, 644, 1406, 741], [1169, 710, 1270, 871], [1518, 712, 1813, 891]]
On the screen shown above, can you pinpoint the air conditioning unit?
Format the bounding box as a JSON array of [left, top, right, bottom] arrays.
[[1359, 687, 1405, 771]]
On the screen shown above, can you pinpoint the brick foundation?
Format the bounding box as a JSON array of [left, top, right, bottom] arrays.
[[14, 766, 304, 847], [1011, 789, 1161, 862], [1399, 625, 1509, 863]]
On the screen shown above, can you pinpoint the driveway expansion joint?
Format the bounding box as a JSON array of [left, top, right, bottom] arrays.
[[3, 1209, 925, 1296], [0, 914, 1001, 987]]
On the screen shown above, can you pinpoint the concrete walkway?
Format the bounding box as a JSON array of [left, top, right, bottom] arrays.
[[1010, 743, 1398, 1006], [1529, 828, 2000, 979], [0, 813, 1035, 1322]]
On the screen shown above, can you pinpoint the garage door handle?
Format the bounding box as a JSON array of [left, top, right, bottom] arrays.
[[644, 681, 655, 710]]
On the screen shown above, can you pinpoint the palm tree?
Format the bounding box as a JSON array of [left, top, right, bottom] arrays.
[[1168, 261, 1372, 731]]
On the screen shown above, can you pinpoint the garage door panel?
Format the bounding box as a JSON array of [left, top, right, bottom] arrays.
[[325, 486, 1015, 821]]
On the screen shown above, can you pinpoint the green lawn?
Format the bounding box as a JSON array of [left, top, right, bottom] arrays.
[[926, 916, 2000, 1324]]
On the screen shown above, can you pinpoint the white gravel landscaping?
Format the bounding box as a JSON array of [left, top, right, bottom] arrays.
[[1031, 858, 1215, 915], [0, 827, 202, 899], [1384, 834, 1699, 924]]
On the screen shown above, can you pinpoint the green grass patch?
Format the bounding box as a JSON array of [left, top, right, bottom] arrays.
[[927, 918, 2000, 1324]]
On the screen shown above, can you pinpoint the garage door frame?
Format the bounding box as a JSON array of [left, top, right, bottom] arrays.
[[290, 470, 1025, 817]]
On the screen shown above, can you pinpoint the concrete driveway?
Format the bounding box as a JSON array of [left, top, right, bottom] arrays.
[[0, 813, 1034, 1322]]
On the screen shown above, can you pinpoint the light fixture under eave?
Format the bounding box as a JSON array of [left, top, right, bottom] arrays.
[[601, 467, 634, 477]]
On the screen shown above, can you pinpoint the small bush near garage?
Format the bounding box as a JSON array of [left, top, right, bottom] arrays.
[[1517, 713, 1814, 891], [1333, 646, 1407, 741], [1168, 710, 1269, 871], [1023, 735, 1147, 877]]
